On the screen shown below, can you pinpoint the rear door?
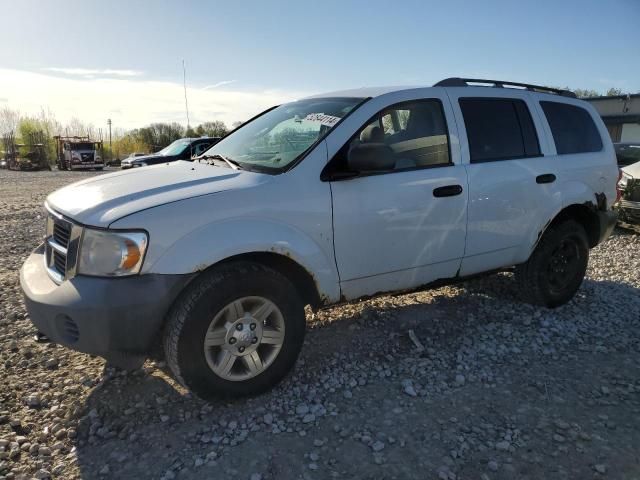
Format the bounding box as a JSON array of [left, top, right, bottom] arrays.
[[446, 90, 563, 275], [537, 100, 618, 207]]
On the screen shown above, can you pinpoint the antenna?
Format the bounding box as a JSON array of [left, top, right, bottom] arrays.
[[182, 59, 191, 128]]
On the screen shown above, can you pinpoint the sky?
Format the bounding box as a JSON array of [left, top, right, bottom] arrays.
[[1, 0, 639, 131]]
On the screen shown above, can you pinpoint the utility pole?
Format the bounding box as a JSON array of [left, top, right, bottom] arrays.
[[182, 59, 190, 130], [107, 118, 112, 162]]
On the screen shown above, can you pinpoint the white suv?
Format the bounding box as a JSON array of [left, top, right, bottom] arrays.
[[21, 78, 618, 399]]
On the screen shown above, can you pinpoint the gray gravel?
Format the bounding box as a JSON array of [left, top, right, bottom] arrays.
[[1, 169, 639, 480]]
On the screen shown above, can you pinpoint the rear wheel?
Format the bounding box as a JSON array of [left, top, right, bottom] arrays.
[[164, 262, 306, 399], [515, 220, 589, 308]]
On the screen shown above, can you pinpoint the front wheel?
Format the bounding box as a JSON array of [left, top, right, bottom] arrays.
[[164, 262, 306, 399], [515, 220, 589, 308]]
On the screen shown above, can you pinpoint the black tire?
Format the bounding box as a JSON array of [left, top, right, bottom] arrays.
[[515, 220, 589, 308], [164, 262, 306, 399]]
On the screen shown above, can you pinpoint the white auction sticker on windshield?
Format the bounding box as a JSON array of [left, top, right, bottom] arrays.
[[304, 113, 341, 127]]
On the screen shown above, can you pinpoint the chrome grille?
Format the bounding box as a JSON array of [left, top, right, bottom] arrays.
[[53, 250, 67, 273], [53, 222, 71, 247], [44, 206, 82, 283]]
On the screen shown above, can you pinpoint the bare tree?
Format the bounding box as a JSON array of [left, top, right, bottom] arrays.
[[0, 106, 20, 135], [65, 117, 96, 137]]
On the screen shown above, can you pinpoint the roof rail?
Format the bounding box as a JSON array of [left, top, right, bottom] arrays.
[[434, 77, 577, 98]]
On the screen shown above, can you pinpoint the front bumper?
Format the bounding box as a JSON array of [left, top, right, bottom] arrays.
[[70, 163, 103, 170], [20, 245, 195, 362]]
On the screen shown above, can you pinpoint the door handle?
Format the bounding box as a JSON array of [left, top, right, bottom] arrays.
[[433, 184, 463, 197], [536, 173, 556, 184]]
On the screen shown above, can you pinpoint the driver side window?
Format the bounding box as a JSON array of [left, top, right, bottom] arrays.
[[350, 99, 451, 172]]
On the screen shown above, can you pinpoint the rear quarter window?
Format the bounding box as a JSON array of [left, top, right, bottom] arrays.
[[540, 101, 603, 155]]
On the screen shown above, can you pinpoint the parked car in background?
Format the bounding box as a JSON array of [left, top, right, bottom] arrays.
[[617, 160, 640, 224], [109, 152, 146, 167], [121, 137, 220, 169], [21, 78, 618, 400], [614, 142, 640, 168]]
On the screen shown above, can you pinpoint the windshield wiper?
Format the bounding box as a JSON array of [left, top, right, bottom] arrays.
[[197, 154, 243, 170]]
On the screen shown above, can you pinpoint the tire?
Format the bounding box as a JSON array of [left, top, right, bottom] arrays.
[[515, 220, 589, 308], [164, 262, 306, 399]]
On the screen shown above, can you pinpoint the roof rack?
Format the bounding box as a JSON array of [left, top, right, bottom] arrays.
[[434, 77, 577, 98]]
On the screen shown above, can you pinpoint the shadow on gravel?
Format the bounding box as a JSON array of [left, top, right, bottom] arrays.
[[70, 273, 640, 479]]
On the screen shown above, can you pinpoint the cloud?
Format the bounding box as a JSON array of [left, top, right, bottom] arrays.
[[0, 68, 307, 130], [44, 67, 143, 77], [202, 80, 236, 90]]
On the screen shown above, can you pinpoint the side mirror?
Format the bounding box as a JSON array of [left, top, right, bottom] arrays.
[[347, 143, 395, 173]]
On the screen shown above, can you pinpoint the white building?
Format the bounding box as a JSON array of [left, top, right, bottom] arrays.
[[586, 94, 640, 142]]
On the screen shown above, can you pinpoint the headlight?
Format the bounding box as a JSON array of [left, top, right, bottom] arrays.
[[78, 229, 148, 276]]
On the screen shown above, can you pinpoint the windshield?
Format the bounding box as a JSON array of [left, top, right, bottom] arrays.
[[202, 97, 365, 172], [157, 139, 190, 156], [70, 142, 94, 151]]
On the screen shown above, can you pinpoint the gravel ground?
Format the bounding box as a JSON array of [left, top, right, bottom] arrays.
[[0, 169, 639, 480]]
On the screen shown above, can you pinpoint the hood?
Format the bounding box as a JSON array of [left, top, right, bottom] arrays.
[[46, 160, 268, 227], [622, 160, 640, 179]]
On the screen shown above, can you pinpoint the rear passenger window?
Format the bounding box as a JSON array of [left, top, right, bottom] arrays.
[[540, 101, 603, 154], [459, 98, 540, 163]]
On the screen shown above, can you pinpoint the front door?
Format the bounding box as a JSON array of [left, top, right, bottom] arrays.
[[328, 96, 468, 300]]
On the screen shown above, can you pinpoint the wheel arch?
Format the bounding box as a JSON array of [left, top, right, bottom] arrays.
[[545, 202, 603, 248], [150, 250, 325, 362], [216, 251, 324, 309]]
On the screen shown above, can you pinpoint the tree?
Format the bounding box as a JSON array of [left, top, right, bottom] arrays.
[[571, 87, 627, 98], [65, 117, 95, 137], [0, 106, 20, 136], [195, 120, 228, 137], [134, 122, 184, 151], [112, 133, 149, 159], [572, 88, 601, 99], [16, 117, 56, 166]]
